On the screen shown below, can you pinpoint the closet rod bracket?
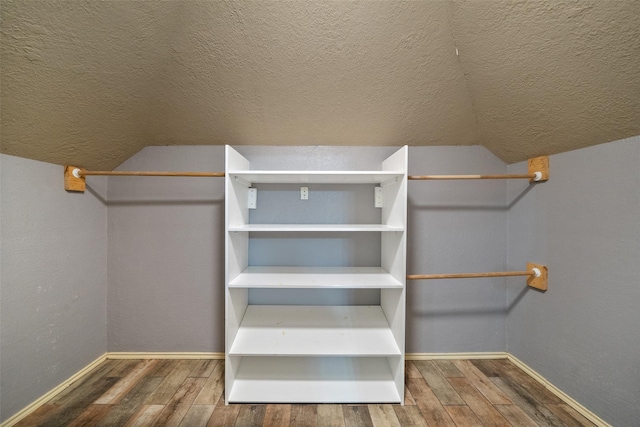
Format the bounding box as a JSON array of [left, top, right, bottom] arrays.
[[528, 156, 549, 182], [64, 166, 86, 192], [526, 262, 548, 291]]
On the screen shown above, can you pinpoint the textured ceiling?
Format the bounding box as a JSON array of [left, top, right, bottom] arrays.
[[1, 1, 639, 170]]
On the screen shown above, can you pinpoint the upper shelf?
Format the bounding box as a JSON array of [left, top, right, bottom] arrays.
[[228, 224, 404, 232], [228, 170, 404, 185]]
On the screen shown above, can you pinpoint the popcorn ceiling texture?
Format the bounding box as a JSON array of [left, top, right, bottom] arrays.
[[1, 1, 639, 170]]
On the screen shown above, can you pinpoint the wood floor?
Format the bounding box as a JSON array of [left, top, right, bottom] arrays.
[[15, 358, 595, 427]]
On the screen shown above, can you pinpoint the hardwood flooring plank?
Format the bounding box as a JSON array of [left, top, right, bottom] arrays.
[[447, 377, 511, 427], [190, 360, 219, 378], [207, 397, 241, 427], [433, 360, 465, 378], [124, 404, 164, 427], [413, 361, 464, 405], [403, 386, 417, 406], [40, 376, 119, 427], [492, 359, 563, 404], [67, 404, 112, 427], [234, 404, 266, 427], [95, 359, 159, 404], [494, 404, 539, 427], [14, 404, 62, 427], [145, 360, 199, 405], [343, 406, 373, 427], [96, 376, 164, 426], [405, 377, 455, 427], [50, 360, 120, 404], [193, 360, 224, 405], [149, 360, 180, 377], [153, 377, 207, 426], [546, 404, 596, 427], [368, 404, 400, 427], [108, 359, 143, 378], [263, 404, 292, 427], [444, 405, 484, 427], [491, 377, 566, 427], [317, 404, 345, 427], [179, 404, 216, 427], [405, 361, 422, 379], [470, 359, 501, 378], [290, 404, 318, 427], [452, 360, 513, 404], [391, 406, 428, 427]]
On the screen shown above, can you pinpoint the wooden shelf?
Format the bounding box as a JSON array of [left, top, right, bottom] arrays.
[[229, 266, 403, 289], [228, 357, 401, 403], [228, 170, 403, 185], [229, 305, 401, 356], [228, 224, 404, 232]]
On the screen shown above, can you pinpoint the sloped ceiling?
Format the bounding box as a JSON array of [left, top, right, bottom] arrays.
[[1, 1, 639, 170]]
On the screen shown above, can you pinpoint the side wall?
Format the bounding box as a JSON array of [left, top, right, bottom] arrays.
[[506, 136, 640, 427], [107, 147, 226, 352], [106, 145, 508, 353], [0, 155, 107, 423]]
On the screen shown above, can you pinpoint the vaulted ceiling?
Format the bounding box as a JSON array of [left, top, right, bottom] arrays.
[[2, 1, 639, 170]]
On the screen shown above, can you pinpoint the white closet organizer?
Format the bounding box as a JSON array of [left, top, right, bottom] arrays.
[[225, 146, 407, 404]]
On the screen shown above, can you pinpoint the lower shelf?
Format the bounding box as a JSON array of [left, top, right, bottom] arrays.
[[228, 356, 402, 403]]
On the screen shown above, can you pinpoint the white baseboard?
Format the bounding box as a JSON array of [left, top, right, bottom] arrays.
[[406, 352, 508, 360], [2, 351, 610, 427], [0, 353, 107, 427], [507, 354, 611, 427], [107, 352, 225, 360]]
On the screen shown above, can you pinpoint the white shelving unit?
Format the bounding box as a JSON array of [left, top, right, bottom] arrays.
[[225, 146, 407, 404]]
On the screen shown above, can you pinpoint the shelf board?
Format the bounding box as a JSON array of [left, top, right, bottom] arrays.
[[229, 266, 403, 289], [229, 305, 401, 356], [228, 170, 403, 185], [229, 356, 401, 403], [228, 224, 404, 232]]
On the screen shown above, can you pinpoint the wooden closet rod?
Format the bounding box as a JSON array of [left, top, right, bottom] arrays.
[[79, 170, 225, 177], [407, 270, 533, 279], [408, 174, 535, 180], [407, 263, 548, 291]]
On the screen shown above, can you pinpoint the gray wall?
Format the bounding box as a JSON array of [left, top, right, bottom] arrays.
[[0, 154, 107, 423], [407, 147, 507, 352], [506, 136, 640, 427], [107, 147, 225, 352], [106, 145, 508, 353]]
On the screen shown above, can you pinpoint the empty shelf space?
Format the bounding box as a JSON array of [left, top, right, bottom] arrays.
[[228, 224, 404, 232], [229, 305, 401, 356], [228, 170, 403, 185], [229, 266, 403, 289], [228, 357, 401, 403]]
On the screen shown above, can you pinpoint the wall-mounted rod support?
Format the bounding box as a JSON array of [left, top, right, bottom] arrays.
[[409, 155, 549, 183], [407, 263, 548, 291]]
